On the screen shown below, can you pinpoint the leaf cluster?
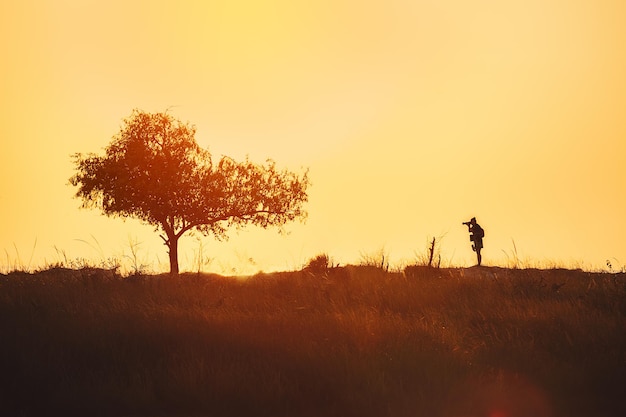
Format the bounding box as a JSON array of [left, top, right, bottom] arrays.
[[69, 110, 309, 242]]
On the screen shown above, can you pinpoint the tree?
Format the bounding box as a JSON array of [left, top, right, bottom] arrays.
[[70, 110, 310, 274]]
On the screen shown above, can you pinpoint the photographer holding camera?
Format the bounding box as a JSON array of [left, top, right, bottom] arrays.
[[463, 217, 484, 266]]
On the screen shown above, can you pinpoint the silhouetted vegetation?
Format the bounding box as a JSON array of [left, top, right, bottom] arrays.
[[70, 110, 309, 274], [303, 253, 336, 275], [0, 266, 624, 416]]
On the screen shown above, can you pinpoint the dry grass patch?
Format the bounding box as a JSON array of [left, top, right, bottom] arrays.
[[0, 265, 624, 416]]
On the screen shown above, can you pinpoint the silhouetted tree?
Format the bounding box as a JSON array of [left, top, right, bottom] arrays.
[[70, 110, 309, 274]]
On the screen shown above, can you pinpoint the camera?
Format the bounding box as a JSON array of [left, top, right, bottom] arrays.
[[462, 221, 471, 226]]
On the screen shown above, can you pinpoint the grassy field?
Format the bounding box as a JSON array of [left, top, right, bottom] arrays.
[[0, 265, 624, 417]]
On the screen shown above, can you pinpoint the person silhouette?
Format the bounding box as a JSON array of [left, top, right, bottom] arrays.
[[463, 217, 484, 266]]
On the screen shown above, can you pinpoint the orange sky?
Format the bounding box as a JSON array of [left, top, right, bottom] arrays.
[[1, 0, 625, 274]]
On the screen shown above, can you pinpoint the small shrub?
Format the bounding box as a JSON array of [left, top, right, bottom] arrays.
[[303, 253, 332, 274]]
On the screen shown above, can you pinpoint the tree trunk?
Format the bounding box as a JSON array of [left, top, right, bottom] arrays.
[[167, 235, 180, 275]]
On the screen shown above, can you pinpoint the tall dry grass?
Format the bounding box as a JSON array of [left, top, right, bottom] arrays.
[[0, 265, 624, 416]]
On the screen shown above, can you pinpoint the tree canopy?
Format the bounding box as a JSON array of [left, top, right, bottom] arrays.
[[70, 110, 310, 274]]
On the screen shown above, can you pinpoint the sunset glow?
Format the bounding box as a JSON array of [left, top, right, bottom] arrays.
[[1, 0, 625, 273]]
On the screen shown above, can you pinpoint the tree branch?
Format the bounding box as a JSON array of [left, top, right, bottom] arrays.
[[180, 209, 288, 235]]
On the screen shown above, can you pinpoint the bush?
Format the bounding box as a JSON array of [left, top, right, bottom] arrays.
[[303, 253, 332, 274]]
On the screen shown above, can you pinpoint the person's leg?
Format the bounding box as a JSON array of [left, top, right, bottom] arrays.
[[476, 248, 482, 266]]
